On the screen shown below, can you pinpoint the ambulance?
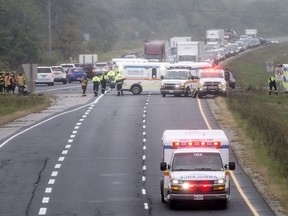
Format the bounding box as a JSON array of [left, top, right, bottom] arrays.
[[115, 61, 169, 95], [160, 129, 235, 209], [160, 61, 211, 97]]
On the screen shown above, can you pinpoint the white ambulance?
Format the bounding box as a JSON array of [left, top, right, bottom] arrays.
[[160, 129, 235, 209], [115, 61, 169, 95]]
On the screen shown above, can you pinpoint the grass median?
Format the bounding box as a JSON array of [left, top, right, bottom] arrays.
[[222, 43, 288, 215]]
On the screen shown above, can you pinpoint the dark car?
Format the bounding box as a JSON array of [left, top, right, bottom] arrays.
[[224, 70, 236, 89], [67, 67, 85, 83]]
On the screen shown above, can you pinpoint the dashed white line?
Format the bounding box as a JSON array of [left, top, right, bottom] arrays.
[[51, 171, 58, 177], [67, 139, 73, 143], [58, 157, 65, 161], [42, 197, 49, 203], [39, 208, 47, 215], [65, 145, 71, 149], [48, 179, 55, 184], [45, 187, 52, 193], [142, 189, 146, 195], [62, 150, 68, 155], [54, 164, 61, 169], [144, 203, 149, 209]]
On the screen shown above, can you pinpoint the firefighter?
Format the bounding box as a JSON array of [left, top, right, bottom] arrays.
[[16, 72, 26, 94], [92, 73, 101, 96], [115, 71, 125, 96], [100, 73, 108, 94], [80, 73, 89, 96], [268, 75, 277, 95]]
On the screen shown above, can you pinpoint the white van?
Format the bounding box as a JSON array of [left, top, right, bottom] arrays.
[[35, 66, 54, 86]]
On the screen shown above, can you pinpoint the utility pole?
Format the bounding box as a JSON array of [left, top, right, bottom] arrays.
[[48, 0, 52, 57]]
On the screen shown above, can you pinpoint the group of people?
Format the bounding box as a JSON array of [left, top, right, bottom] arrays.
[[80, 67, 125, 97], [0, 71, 26, 95]]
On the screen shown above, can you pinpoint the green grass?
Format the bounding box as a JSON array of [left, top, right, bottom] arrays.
[[0, 94, 51, 125], [223, 43, 288, 214]]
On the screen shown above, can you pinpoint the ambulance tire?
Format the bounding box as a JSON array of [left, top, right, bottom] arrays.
[[169, 200, 176, 210], [198, 92, 203, 99], [130, 84, 142, 95], [160, 179, 166, 203], [162, 93, 166, 97], [216, 200, 227, 209]]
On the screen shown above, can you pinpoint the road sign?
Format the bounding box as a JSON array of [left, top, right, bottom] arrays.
[[266, 61, 274, 73], [275, 67, 284, 81]]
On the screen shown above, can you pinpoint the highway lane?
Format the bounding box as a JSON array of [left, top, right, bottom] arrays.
[[0, 88, 276, 216]]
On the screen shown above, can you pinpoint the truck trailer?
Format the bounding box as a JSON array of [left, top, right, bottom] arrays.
[[144, 40, 167, 62], [176, 41, 205, 62]]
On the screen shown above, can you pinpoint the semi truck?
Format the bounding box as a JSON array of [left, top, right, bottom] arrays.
[[144, 40, 167, 62], [169, 37, 192, 56], [206, 29, 225, 47], [160, 129, 235, 209], [79, 54, 98, 65], [176, 41, 205, 62], [245, 29, 258, 38]]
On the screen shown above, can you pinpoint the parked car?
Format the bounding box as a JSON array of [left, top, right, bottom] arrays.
[[67, 67, 85, 83], [224, 70, 236, 89], [60, 63, 81, 73], [51, 66, 67, 84], [35, 66, 54, 86], [92, 62, 110, 75]]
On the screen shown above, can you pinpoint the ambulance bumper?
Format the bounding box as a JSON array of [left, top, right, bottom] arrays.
[[170, 193, 228, 201]]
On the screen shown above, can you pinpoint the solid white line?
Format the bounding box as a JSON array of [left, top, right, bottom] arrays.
[[0, 94, 104, 149]]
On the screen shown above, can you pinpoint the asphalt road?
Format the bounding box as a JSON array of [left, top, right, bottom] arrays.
[[0, 84, 276, 216]]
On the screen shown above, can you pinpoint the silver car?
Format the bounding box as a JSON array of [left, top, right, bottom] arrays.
[[35, 66, 54, 86], [51, 66, 67, 84]]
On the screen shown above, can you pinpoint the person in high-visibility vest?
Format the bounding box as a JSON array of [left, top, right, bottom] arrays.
[[92, 73, 101, 96], [80, 73, 89, 96], [268, 75, 278, 95], [16, 72, 26, 94], [115, 71, 125, 96]]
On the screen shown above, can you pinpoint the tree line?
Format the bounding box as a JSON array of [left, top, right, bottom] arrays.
[[1, 0, 288, 71]]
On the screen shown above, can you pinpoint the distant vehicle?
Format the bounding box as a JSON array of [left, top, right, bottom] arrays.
[[144, 40, 168, 61], [224, 70, 236, 89], [92, 62, 110, 75], [60, 63, 81, 73], [176, 41, 205, 62], [51, 66, 67, 84], [78, 54, 98, 65], [206, 29, 225, 46], [35, 66, 54, 86], [245, 29, 258, 38], [67, 67, 85, 83]]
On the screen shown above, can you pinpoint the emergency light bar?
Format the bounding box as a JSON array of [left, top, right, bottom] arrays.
[[172, 141, 221, 149]]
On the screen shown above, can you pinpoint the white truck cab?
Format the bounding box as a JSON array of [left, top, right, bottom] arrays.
[[160, 129, 235, 209], [196, 67, 227, 98]]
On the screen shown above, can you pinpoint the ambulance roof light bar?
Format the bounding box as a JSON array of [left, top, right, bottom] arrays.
[[172, 141, 221, 149]]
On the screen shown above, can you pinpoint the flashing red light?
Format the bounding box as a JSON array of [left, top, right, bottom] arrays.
[[172, 141, 221, 149], [200, 181, 211, 192]]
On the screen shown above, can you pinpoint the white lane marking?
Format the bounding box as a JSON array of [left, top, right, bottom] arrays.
[[74, 126, 80, 129], [76, 122, 82, 126], [39, 208, 47, 215], [67, 139, 73, 143], [144, 203, 149, 209], [48, 179, 55, 184], [45, 188, 52, 193], [42, 197, 49, 203], [142, 176, 146, 182], [72, 130, 77, 134], [143, 165, 146, 170], [143, 138, 146, 142], [51, 171, 58, 177], [143, 132, 146, 136], [82, 115, 87, 118], [142, 189, 146, 195], [62, 150, 68, 155], [70, 135, 76, 138], [54, 164, 61, 169], [143, 125, 146, 129], [143, 146, 146, 150], [79, 119, 84, 122], [58, 157, 65, 161], [142, 155, 146, 160], [65, 145, 71, 149]]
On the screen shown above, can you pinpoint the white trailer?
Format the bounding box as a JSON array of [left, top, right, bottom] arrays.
[[206, 29, 225, 46], [79, 54, 98, 64], [176, 41, 205, 62], [169, 37, 192, 56], [245, 29, 258, 38]]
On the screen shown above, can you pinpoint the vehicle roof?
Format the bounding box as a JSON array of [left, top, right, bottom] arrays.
[[162, 129, 229, 146]]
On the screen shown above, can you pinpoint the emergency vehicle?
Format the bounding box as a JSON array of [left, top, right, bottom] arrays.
[[160, 62, 211, 97], [115, 61, 169, 95], [196, 66, 227, 98], [160, 129, 235, 209]]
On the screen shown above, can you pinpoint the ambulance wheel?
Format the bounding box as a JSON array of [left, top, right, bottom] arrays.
[[130, 84, 142, 95], [169, 200, 176, 210], [198, 92, 203, 98], [216, 200, 227, 209], [162, 93, 166, 97], [160, 179, 166, 203]]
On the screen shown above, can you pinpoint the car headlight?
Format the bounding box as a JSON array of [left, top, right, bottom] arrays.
[[214, 179, 226, 184]]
